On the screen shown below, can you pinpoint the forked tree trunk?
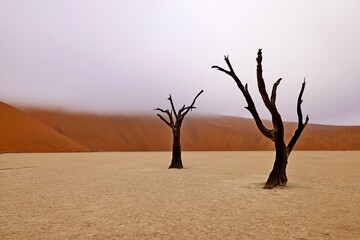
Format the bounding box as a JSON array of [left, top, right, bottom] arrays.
[[212, 49, 308, 189], [169, 128, 183, 169]]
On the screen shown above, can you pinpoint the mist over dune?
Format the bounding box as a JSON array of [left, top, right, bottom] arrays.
[[25, 107, 360, 152], [1, 102, 358, 153]]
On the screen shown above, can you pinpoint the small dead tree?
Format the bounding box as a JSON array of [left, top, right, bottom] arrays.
[[212, 49, 309, 189], [155, 90, 204, 169]]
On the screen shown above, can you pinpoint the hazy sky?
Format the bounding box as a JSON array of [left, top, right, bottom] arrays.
[[1, 1, 359, 125]]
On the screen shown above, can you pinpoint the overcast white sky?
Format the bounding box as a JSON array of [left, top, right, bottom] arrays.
[[0, 0, 359, 125]]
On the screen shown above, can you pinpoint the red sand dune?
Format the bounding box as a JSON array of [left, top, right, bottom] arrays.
[[25, 108, 360, 152], [0, 102, 88, 153], [1, 101, 358, 153]]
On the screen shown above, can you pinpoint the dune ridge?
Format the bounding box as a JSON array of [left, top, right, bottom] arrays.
[[1, 102, 358, 153], [25, 108, 360, 152], [0, 102, 88, 153]]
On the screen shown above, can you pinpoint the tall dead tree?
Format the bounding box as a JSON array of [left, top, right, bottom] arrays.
[[155, 90, 204, 169], [212, 49, 309, 189]]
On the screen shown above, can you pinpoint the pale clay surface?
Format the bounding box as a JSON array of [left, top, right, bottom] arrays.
[[1, 151, 359, 239]]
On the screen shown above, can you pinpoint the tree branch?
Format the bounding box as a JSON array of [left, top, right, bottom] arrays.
[[287, 79, 309, 153], [154, 108, 167, 114], [256, 49, 278, 114], [212, 53, 274, 141], [156, 114, 173, 129], [211, 65, 231, 75], [256, 49, 285, 137], [212, 55, 246, 93], [154, 108, 175, 130], [155, 91, 203, 129], [168, 95, 178, 119], [179, 90, 204, 118], [271, 78, 282, 106]]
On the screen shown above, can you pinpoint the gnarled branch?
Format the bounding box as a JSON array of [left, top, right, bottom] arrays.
[[212, 55, 274, 141], [256, 49, 275, 113], [255, 49, 284, 136], [155, 90, 204, 129], [154, 108, 175, 130], [287, 79, 309, 153], [179, 90, 204, 119]]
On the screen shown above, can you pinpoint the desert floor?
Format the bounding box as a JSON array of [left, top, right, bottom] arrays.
[[0, 151, 359, 239]]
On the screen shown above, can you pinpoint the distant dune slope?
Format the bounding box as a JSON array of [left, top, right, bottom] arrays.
[[26, 108, 360, 151], [0, 102, 88, 153], [24, 110, 170, 151]]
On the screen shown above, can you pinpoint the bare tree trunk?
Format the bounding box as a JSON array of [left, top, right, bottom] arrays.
[[264, 140, 288, 189], [169, 128, 183, 169]]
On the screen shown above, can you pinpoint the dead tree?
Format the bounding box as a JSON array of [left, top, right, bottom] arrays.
[[155, 90, 204, 169], [212, 49, 309, 189]]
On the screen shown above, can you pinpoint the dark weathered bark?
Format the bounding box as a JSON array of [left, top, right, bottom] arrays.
[[264, 139, 288, 189], [155, 90, 203, 169], [212, 49, 309, 189], [169, 128, 183, 168]]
